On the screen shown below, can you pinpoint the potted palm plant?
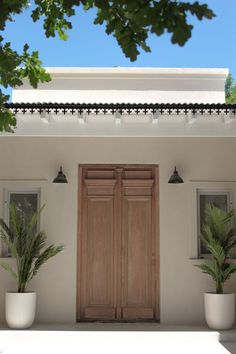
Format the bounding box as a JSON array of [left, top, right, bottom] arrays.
[[196, 203, 236, 329], [0, 203, 64, 329]]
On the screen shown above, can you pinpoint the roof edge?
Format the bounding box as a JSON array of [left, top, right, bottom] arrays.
[[42, 67, 229, 78]]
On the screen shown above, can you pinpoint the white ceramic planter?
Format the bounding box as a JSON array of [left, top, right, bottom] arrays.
[[5, 292, 36, 329], [204, 292, 235, 330]]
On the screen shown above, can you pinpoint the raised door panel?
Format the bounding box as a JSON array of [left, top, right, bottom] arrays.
[[81, 179, 117, 320], [122, 179, 155, 320]]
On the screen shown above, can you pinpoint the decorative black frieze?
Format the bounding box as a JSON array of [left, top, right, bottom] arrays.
[[4, 103, 236, 116]]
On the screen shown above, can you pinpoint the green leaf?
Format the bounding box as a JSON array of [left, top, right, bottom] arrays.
[[23, 43, 29, 52], [0, 91, 17, 132], [204, 237, 225, 265], [226, 81, 236, 104], [195, 262, 219, 282], [140, 41, 151, 53], [30, 244, 64, 282], [58, 28, 68, 41], [31, 7, 41, 22], [83, 1, 93, 11], [0, 261, 17, 280], [223, 263, 236, 281]]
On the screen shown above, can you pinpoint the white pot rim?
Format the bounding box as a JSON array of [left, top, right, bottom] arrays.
[[6, 291, 36, 294], [204, 292, 235, 295]]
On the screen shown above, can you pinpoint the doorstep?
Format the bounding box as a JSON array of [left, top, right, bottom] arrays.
[[0, 324, 235, 354], [0, 327, 232, 354]]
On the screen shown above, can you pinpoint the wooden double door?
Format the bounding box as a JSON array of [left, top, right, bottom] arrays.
[[77, 165, 159, 321]]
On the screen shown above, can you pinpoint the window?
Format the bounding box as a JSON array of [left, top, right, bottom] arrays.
[[197, 189, 232, 257], [2, 189, 40, 256]]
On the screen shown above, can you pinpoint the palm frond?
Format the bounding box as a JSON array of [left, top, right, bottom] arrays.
[[9, 204, 22, 239], [29, 244, 64, 282], [195, 262, 219, 282], [0, 222, 19, 260], [29, 231, 47, 257], [223, 263, 236, 282], [224, 237, 236, 257], [0, 203, 64, 292], [25, 204, 45, 242], [205, 239, 225, 265], [201, 224, 213, 246], [0, 261, 17, 280], [0, 218, 14, 242]]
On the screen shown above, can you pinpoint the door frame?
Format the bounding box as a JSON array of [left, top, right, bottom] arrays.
[[76, 164, 160, 321]]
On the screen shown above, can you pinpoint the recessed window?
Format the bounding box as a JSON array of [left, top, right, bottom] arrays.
[[197, 189, 233, 257], [2, 189, 40, 256]]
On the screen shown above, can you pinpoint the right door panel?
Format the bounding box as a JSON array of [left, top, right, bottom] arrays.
[[121, 179, 155, 320]]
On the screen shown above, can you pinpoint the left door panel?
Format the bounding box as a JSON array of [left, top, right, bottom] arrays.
[[80, 178, 117, 320]]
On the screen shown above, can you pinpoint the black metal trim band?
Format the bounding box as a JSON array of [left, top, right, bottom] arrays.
[[4, 103, 236, 116]]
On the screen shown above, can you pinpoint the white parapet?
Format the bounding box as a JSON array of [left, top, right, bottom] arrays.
[[12, 67, 229, 104]]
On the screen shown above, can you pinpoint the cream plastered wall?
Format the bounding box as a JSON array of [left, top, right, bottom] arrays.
[[0, 136, 235, 325]]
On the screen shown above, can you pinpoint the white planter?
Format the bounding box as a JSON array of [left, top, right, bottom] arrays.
[[204, 292, 235, 330], [5, 292, 36, 329]]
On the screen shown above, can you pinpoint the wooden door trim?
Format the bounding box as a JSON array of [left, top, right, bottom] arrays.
[[77, 164, 160, 322], [154, 166, 160, 320], [79, 164, 159, 169], [115, 168, 122, 320], [76, 166, 83, 321]]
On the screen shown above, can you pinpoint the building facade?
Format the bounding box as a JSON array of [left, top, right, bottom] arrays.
[[0, 67, 236, 325]]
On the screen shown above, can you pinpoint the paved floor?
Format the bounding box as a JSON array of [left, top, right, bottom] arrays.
[[0, 323, 235, 354], [223, 342, 236, 354]]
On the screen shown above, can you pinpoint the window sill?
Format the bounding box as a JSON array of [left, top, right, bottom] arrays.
[[189, 257, 236, 261]]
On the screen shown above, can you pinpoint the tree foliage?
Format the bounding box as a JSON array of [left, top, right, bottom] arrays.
[[0, 203, 64, 293], [225, 73, 236, 104], [195, 204, 236, 294], [0, 1, 215, 132]]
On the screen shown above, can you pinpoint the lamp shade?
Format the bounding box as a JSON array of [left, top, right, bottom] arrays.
[[168, 167, 184, 184], [53, 166, 68, 183]]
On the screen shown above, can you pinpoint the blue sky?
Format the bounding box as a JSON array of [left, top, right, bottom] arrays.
[[3, 0, 236, 98]]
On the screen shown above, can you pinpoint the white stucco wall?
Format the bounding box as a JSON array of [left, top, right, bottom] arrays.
[[0, 137, 235, 325], [12, 67, 228, 104]]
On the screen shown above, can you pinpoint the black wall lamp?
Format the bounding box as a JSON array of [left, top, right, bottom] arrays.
[[53, 166, 68, 183], [168, 166, 184, 184]]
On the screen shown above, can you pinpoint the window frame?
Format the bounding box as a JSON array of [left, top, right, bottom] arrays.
[[197, 188, 233, 258], [2, 188, 41, 257]]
